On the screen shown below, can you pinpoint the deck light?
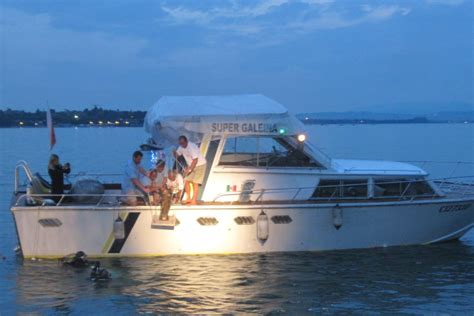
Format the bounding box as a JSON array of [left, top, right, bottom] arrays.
[[278, 128, 286, 135], [297, 134, 306, 142]]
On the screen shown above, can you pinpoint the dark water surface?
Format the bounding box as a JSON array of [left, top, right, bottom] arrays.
[[1, 125, 473, 314]]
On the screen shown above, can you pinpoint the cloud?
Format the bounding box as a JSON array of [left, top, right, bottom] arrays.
[[161, 0, 334, 24], [160, 1, 411, 41]]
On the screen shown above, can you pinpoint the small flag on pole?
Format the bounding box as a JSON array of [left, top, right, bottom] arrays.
[[46, 108, 56, 150]]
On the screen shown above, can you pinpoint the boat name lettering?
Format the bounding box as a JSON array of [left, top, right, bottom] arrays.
[[439, 204, 471, 213], [211, 123, 278, 134]]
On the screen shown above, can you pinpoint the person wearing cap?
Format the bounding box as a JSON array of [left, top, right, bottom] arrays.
[[173, 135, 207, 205]]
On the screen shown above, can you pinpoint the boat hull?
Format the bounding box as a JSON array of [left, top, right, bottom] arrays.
[[11, 199, 474, 258]]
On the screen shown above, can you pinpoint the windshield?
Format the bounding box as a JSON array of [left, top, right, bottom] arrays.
[[218, 136, 323, 168]]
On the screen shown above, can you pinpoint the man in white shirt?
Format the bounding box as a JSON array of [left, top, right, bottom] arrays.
[[173, 135, 207, 205], [121, 151, 149, 205]]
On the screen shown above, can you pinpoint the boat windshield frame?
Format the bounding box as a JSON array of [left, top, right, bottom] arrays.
[[212, 134, 328, 170]]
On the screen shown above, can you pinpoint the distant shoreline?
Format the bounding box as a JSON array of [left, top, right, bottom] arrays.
[[303, 120, 473, 125], [1, 121, 472, 129], [1, 106, 472, 127]]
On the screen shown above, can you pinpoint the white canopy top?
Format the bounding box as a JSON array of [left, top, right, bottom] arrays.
[[146, 94, 288, 118], [144, 94, 304, 147]]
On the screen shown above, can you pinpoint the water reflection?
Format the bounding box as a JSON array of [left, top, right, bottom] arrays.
[[13, 241, 474, 314]]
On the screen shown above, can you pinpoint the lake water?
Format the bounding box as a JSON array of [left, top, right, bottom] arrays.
[[0, 124, 473, 314]]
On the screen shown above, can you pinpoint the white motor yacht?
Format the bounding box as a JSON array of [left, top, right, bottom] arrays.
[[10, 94, 474, 258]]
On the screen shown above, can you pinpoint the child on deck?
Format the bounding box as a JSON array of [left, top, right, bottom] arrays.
[[166, 169, 184, 204]]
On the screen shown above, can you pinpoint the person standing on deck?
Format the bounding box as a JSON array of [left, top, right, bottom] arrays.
[[173, 135, 207, 205], [48, 154, 71, 202], [121, 151, 149, 205]]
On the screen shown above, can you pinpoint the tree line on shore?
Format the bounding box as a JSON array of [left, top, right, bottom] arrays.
[[1, 106, 471, 127], [0, 106, 146, 127]]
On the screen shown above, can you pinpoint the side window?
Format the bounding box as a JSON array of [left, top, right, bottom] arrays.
[[313, 180, 368, 198], [219, 136, 321, 167], [374, 179, 406, 197], [374, 179, 435, 197], [312, 178, 435, 199]]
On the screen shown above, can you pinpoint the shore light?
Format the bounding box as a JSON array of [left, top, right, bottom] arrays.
[[297, 134, 306, 142], [19, 121, 24, 126], [74, 114, 79, 119]]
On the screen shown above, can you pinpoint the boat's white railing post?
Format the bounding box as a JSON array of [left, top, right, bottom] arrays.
[[367, 178, 375, 199], [96, 195, 105, 207], [329, 188, 338, 201], [14, 166, 20, 194], [14, 161, 34, 194], [292, 188, 302, 201], [56, 195, 66, 206], [399, 180, 413, 201], [254, 189, 266, 204]]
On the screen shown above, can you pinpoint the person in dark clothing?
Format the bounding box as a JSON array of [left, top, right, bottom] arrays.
[[48, 154, 71, 201]]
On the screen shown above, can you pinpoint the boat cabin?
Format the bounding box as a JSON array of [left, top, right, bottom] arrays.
[[12, 94, 441, 208], [142, 94, 438, 203]]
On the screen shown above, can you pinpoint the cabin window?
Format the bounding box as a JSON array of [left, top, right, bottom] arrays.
[[374, 179, 435, 197], [218, 136, 321, 167], [312, 179, 434, 199], [313, 180, 368, 198]]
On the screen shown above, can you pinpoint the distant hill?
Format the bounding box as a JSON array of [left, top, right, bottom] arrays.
[[297, 110, 474, 124], [298, 101, 474, 123], [361, 101, 473, 115]]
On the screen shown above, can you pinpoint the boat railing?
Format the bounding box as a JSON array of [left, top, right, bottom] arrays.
[[14, 193, 149, 207], [12, 175, 474, 207], [212, 175, 474, 203], [14, 160, 34, 193]]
